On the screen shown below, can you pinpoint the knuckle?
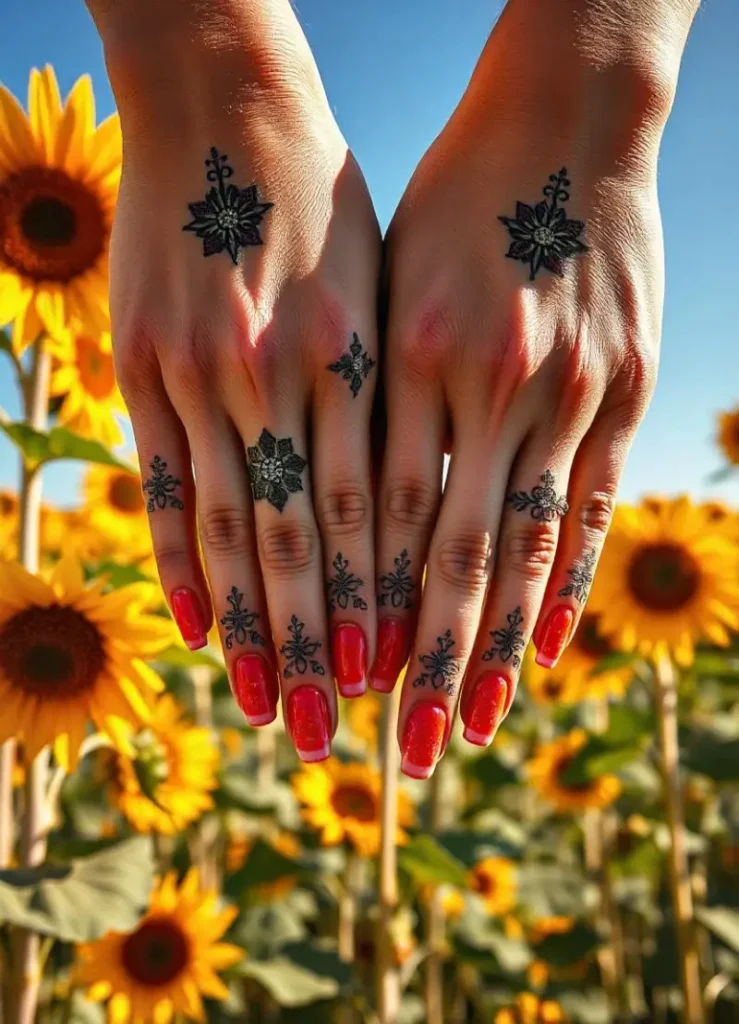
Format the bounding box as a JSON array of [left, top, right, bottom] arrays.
[[199, 505, 253, 557], [258, 520, 318, 577], [433, 530, 492, 594], [579, 492, 616, 535], [505, 524, 559, 580], [318, 485, 371, 537], [154, 542, 192, 579], [397, 301, 455, 373], [166, 325, 216, 398], [114, 324, 157, 399], [384, 479, 438, 532]]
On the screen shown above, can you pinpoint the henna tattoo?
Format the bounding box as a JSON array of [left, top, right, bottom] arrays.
[[507, 470, 569, 521], [482, 607, 525, 670], [279, 615, 325, 678], [559, 548, 597, 603], [499, 167, 587, 281], [142, 456, 184, 512], [377, 549, 415, 610], [247, 429, 307, 513], [326, 553, 368, 613], [219, 587, 265, 650], [183, 147, 273, 264], [327, 333, 376, 398], [411, 630, 459, 696]]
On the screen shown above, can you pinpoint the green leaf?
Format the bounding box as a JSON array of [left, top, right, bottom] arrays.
[[232, 903, 307, 958], [696, 906, 739, 954], [0, 422, 131, 471], [0, 329, 14, 360], [462, 751, 519, 788], [557, 989, 610, 1024], [237, 957, 339, 1006], [692, 652, 739, 680], [601, 704, 654, 745], [588, 650, 637, 676], [0, 837, 153, 942], [684, 733, 739, 782], [398, 835, 468, 888], [228, 838, 300, 891], [533, 922, 602, 966], [65, 993, 106, 1024], [560, 736, 641, 785], [455, 907, 531, 973], [155, 644, 223, 671]]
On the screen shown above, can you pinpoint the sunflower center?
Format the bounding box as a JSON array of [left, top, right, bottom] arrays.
[[121, 916, 190, 986], [574, 614, 613, 660], [474, 872, 496, 898], [260, 457, 284, 483], [627, 543, 700, 612], [0, 166, 106, 282], [556, 756, 596, 793], [543, 678, 563, 699], [332, 784, 377, 822], [76, 336, 116, 399], [131, 728, 171, 800], [0, 604, 105, 696], [533, 226, 555, 246], [0, 493, 16, 516], [109, 473, 144, 514]]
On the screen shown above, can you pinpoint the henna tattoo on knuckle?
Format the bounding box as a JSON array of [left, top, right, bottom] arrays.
[[411, 630, 460, 696], [507, 471, 569, 521], [377, 549, 416, 610], [219, 586, 265, 650], [183, 147, 273, 264], [247, 429, 307, 514], [559, 548, 597, 603], [142, 456, 184, 512], [326, 553, 368, 613], [327, 333, 375, 397], [482, 607, 526, 670], [499, 167, 587, 281], [279, 615, 325, 678]]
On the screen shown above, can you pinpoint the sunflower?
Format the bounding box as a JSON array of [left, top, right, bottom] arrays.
[[49, 329, 126, 446], [291, 758, 414, 858], [0, 66, 120, 347], [75, 869, 242, 1023], [528, 730, 621, 814], [346, 690, 382, 752], [717, 407, 739, 465], [79, 463, 153, 563], [589, 497, 739, 666], [467, 857, 517, 916], [0, 556, 170, 768], [0, 489, 18, 557], [103, 694, 218, 836], [495, 992, 566, 1024]]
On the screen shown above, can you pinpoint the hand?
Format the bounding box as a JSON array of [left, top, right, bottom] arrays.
[[374, 7, 671, 778], [102, 19, 382, 760]]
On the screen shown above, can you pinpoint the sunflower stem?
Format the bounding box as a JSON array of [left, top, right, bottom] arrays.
[[190, 665, 219, 891], [423, 763, 446, 1024], [376, 688, 400, 1024], [654, 654, 705, 1024]]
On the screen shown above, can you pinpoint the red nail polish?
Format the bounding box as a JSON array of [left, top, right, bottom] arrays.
[[171, 587, 207, 650], [401, 703, 448, 780], [462, 672, 509, 747], [287, 686, 331, 763], [333, 623, 367, 698], [234, 654, 277, 726], [370, 618, 407, 693], [536, 606, 575, 669]]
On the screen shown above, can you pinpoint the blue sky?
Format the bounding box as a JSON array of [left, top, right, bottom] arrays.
[[1, 0, 737, 506]]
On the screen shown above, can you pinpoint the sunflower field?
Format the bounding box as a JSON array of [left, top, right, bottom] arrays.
[[1, 65, 739, 1024]]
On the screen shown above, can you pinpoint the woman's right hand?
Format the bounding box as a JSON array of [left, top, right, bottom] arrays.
[[93, 0, 382, 760]]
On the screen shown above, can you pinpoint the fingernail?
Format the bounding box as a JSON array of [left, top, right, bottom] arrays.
[[234, 654, 277, 726], [400, 703, 448, 780], [462, 672, 509, 747], [536, 606, 575, 669], [287, 686, 331, 763], [171, 587, 207, 650], [333, 623, 367, 698], [370, 618, 407, 693]]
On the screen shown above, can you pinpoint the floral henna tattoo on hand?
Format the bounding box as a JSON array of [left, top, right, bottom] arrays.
[[559, 549, 597, 603], [219, 587, 265, 650], [499, 167, 587, 281], [482, 607, 526, 670], [411, 630, 459, 696], [142, 456, 184, 512], [327, 333, 376, 398], [247, 429, 307, 513], [377, 549, 415, 610], [507, 470, 569, 521], [326, 553, 368, 613], [183, 147, 273, 265], [279, 615, 325, 678]]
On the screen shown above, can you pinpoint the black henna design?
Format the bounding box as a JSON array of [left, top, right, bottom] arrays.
[[247, 429, 307, 513], [219, 587, 265, 650], [482, 607, 526, 670], [327, 333, 376, 398], [499, 167, 587, 281], [326, 553, 368, 613], [377, 549, 415, 610], [411, 630, 459, 696], [279, 615, 325, 678], [183, 147, 273, 264], [507, 470, 569, 521], [559, 549, 597, 603], [142, 456, 184, 512]]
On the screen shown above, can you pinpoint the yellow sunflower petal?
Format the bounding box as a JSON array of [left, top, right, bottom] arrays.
[[55, 74, 94, 172], [0, 83, 39, 170], [28, 66, 62, 164]]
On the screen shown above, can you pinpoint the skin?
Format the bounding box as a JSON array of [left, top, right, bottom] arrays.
[[86, 0, 700, 767]]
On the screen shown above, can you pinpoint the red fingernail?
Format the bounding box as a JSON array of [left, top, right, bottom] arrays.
[[171, 587, 207, 650], [536, 606, 574, 669], [234, 654, 277, 726], [287, 686, 331, 763], [333, 623, 367, 698], [370, 618, 407, 693], [400, 703, 448, 780], [462, 672, 509, 747]]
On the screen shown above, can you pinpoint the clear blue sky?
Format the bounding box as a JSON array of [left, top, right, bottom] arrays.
[[1, 0, 737, 507]]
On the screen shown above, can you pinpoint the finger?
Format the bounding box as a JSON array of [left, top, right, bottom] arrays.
[[314, 329, 377, 699]]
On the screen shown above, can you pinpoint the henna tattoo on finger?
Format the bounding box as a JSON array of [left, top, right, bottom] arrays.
[[559, 548, 597, 603], [482, 607, 526, 670], [411, 630, 459, 696], [377, 549, 415, 610], [327, 333, 376, 397], [219, 587, 265, 650], [142, 456, 184, 512], [183, 147, 273, 265], [247, 429, 307, 513], [279, 615, 325, 678], [499, 167, 587, 281], [507, 470, 569, 521], [327, 553, 368, 613]]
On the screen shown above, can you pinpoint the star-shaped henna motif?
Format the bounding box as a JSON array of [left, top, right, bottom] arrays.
[[559, 549, 597, 603], [183, 147, 273, 265], [507, 470, 569, 522], [326, 553, 368, 613], [219, 587, 265, 650], [411, 630, 459, 696], [499, 167, 587, 281], [482, 606, 526, 670], [247, 429, 307, 513], [279, 615, 325, 678], [377, 549, 415, 610], [327, 333, 376, 398], [142, 455, 184, 512]]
